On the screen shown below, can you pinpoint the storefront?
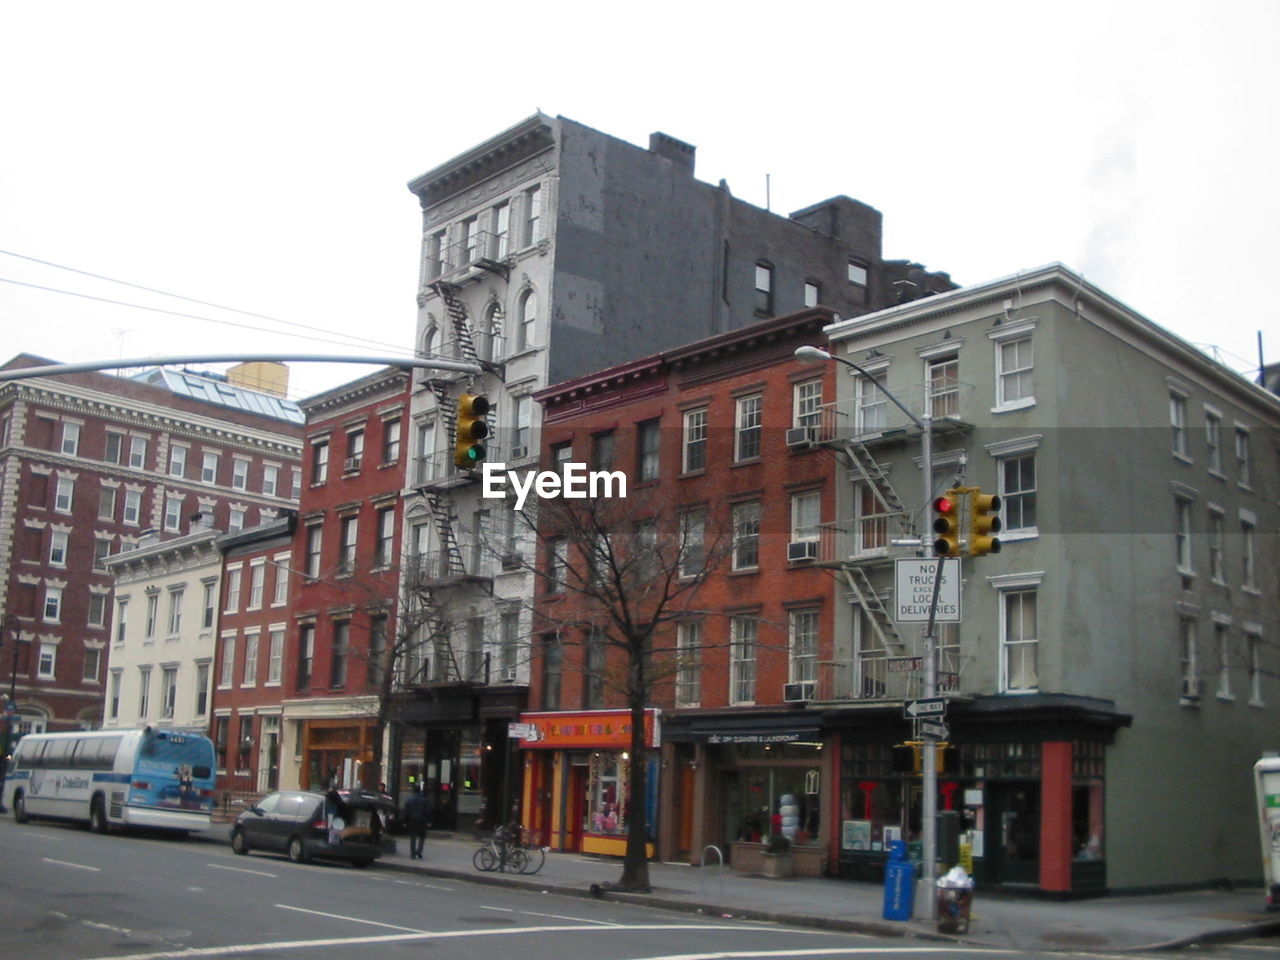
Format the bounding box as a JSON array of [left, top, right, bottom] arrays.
[[298, 717, 379, 790], [517, 708, 660, 857]]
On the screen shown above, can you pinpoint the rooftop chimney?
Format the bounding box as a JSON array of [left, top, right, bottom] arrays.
[[649, 132, 696, 176]]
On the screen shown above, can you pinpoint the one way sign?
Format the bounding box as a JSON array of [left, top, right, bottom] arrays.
[[903, 697, 946, 720]]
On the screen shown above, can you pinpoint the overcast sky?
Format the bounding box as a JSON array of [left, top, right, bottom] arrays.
[[3, 1, 1276, 400]]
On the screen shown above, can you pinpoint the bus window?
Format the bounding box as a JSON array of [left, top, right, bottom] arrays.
[[95, 737, 123, 770], [43, 739, 71, 766]]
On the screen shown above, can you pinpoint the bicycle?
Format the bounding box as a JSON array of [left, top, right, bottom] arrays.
[[473, 824, 530, 874]]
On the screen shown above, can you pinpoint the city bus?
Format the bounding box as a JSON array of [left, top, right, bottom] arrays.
[[5, 727, 216, 833]]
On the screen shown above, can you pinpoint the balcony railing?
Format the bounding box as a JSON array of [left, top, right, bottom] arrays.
[[425, 230, 511, 284]]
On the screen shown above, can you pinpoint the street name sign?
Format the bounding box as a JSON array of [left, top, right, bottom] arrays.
[[903, 697, 946, 719], [894, 558, 961, 622]]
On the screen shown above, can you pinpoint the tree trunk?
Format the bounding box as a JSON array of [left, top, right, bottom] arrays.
[[617, 693, 651, 891]]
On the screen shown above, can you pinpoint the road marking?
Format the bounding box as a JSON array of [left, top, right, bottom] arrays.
[[519, 909, 620, 925], [274, 903, 428, 933], [42, 857, 100, 872], [77, 922, 787, 960], [481, 905, 515, 913], [208, 863, 277, 878]]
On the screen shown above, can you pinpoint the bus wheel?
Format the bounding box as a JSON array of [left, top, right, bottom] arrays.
[[89, 797, 108, 833], [287, 836, 309, 864], [13, 792, 28, 823]]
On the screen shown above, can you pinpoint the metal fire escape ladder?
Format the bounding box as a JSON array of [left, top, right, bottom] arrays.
[[430, 281, 480, 366], [426, 490, 466, 577], [842, 564, 906, 655], [842, 439, 916, 538]]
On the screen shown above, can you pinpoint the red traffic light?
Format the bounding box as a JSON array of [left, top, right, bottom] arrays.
[[933, 496, 956, 514]]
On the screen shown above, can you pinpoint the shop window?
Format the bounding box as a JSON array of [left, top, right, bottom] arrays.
[[587, 751, 625, 835]]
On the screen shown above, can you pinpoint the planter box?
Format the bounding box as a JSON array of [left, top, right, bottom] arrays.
[[730, 841, 824, 877]]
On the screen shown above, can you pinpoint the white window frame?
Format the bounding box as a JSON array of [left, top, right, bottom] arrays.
[[678, 509, 706, 579], [169, 444, 187, 478], [262, 464, 279, 496], [991, 321, 1036, 411], [731, 500, 761, 570], [987, 435, 1043, 540], [242, 630, 259, 686], [675, 620, 702, 707], [144, 593, 159, 638], [855, 367, 889, 435], [129, 437, 148, 469], [734, 394, 763, 461], [682, 408, 708, 473], [1234, 425, 1252, 487], [788, 609, 819, 685], [1174, 493, 1194, 575], [44, 585, 63, 623], [1204, 408, 1223, 476], [54, 477, 74, 513], [224, 567, 242, 613], [1241, 511, 1258, 591], [730, 616, 758, 705], [1214, 617, 1233, 700], [219, 633, 236, 688], [990, 571, 1044, 694], [38, 641, 57, 679], [232, 457, 250, 490], [926, 354, 960, 419], [164, 495, 183, 533], [794, 379, 823, 431], [272, 554, 290, 605], [123, 489, 141, 525], [791, 490, 821, 543], [267, 627, 285, 685], [1169, 385, 1190, 460], [202, 451, 220, 484], [60, 421, 81, 456], [1247, 628, 1264, 706], [161, 666, 178, 719], [138, 667, 152, 718], [49, 530, 69, 567], [248, 561, 266, 610], [167, 588, 183, 636]]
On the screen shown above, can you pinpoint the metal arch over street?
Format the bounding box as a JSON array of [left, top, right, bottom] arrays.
[[0, 353, 484, 382]]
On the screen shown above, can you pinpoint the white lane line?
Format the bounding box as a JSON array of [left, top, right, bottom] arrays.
[[519, 909, 620, 926], [481, 906, 515, 913], [208, 863, 277, 878], [77, 922, 786, 960], [42, 857, 100, 872], [274, 903, 429, 933]]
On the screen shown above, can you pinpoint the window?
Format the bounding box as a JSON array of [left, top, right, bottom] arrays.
[[219, 635, 236, 686], [338, 516, 358, 574], [144, 593, 159, 638], [202, 451, 220, 484], [547, 537, 567, 593], [195, 663, 210, 715], [683, 409, 707, 473], [243, 632, 259, 685], [491, 201, 510, 258], [376, 507, 395, 567], [227, 504, 245, 532], [1241, 514, 1257, 590], [368, 615, 388, 688], [523, 184, 542, 247], [297, 624, 315, 690], [164, 495, 183, 532], [995, 336, 1034, 407], [305, 525, 323, 578], [224, 568, 242, 613], [791, 490, 821, 542], [83, 647, 101, 683], [1002, 590, 1038, 692], [428, 228, 447, 279], [115, 598, 129, 644], [513, 396, 532, 459], [232, 458, 250, 490], [679, 509, 706, 578], [345, 430, 364, 471], [129, 437, 148, 469], [98, 485, 117, 520], [38, 641, 57, 679], [169, 444, 187, 478], [44, 585, 63, 623], [542, 634, 562, 710], [1175, 496, 1193, 573], [676, 620, 702, 707], [272, 557, 289, 605], [382, 418, 401, 464], [638, 419, 660, 481], [1208, 509, 1225, 583], [1205, 411, 1222, 475], [248, 562, 265, 609], [330, 621, 349, 687], [310, 440, 329, 484], [584, 628, 605, 709], [161, 666, 178, 718], [1000, 455, 1038, 532], [735, 395, 762, 461], [731, 500, 761, 570], [1215, 621, 1232, 699], [1235, 427, 1252, 486], [730, 616, 758, 704], [109, 671, 122, 719], [88, 593, 108, 627], [856, 371, 887, 434], [847, 260, 868, 287], [804, 281, 820, 308], [1170, 392, 1189, 458], [138, 667, 152, 718], [461, 215, 479, 264], [927, 355, 960, 418], [794, 380, 822, 432], [855, 482, 888, 553], [267, 628, 284, 684], [105, 432, 124, 464], [202, 581, 216, 628], [1248, 632, 1264, 705], [262, 464, 279, 496], [499, 610, 520, 681], [123, 489, 141, 525], [754, 261, 774, 315], [55, 477, 74, 513], [552, 443, 573, 476], [291, 469, 301, 499], [516, 290, 537, 352], [167, 589, 183, 636], [49, 530, 69, 566], [61, 422, 80, 456], [789, 609, 819, 686]]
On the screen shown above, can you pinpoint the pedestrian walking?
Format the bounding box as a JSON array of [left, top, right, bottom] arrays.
[[403, 784, 431, 859]]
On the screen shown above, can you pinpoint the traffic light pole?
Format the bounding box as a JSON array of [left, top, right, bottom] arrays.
[[918, 412, 939, 920]]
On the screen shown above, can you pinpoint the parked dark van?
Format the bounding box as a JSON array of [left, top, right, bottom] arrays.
[[231, 789, 395, 868]]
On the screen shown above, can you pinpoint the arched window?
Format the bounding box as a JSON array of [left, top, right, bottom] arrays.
[[423, 323, 440, 357], [517, 290, 537, 352], [482, 303, 504, 361]]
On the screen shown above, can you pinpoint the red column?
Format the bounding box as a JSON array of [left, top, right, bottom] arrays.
[[1040, 741, 1073, 893]]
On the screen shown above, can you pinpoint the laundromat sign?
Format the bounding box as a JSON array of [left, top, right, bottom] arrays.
[[515, 709, 660, 749]]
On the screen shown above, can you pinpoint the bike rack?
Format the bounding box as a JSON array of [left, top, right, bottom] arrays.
[[699, 844, 725, 899]]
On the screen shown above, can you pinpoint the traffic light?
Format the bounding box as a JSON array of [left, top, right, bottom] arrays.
[[932, 493, 962, 557], [454, 393, 490, 469], [968, 490, 1002, 556]]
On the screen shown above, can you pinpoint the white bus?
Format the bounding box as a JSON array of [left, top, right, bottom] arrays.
[[5, 727, 216, 833], [1255, 756, 1280, 909]]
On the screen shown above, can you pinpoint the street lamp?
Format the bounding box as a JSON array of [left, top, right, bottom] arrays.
[[795, 344, 943, 918], [0, 614, 24, 814]]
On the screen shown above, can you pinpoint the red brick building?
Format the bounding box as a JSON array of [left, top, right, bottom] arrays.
[[521, 309, 839, 871], [0, 355, 302, 736], [277, 368, 408, 793]]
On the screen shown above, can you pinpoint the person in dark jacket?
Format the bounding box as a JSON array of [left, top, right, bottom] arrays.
[[403, 784, 431, 859]]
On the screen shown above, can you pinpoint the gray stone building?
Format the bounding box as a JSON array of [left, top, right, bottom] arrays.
[[810, 262, 1278, 893], [394, 113, 950, 831]]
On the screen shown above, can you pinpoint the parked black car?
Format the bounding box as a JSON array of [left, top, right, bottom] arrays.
[[230, 789, 395, 868]]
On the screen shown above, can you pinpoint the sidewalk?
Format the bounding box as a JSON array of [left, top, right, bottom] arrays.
[[380, 834, 1280, 951]]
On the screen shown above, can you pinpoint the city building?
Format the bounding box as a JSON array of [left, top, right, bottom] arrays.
[[397, 113, 949, 832], [0, 355, 303, 736], [278, 367, 409, 794], [810, 262, 1278, 894], [522, 307, 840, 869]]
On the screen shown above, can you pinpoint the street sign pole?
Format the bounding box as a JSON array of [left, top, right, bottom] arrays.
[[919, 412, 939, 919]]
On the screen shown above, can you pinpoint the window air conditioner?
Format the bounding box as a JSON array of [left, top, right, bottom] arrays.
[[785, 426, 816, 448], [787, 540, 819, 563], [509, 445, 528, 461], [343, 456, 362, 472], [783, 681, 815, 702], [1181, 675, 1203, 700]]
